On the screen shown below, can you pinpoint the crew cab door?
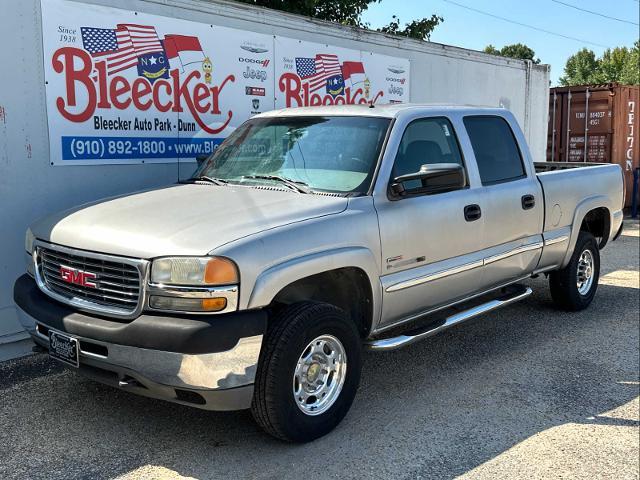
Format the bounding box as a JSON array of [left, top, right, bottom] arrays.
[[373, 115, 487, 328], [462, 115, 544, 287]]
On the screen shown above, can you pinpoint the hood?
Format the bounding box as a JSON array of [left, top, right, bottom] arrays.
[[31, 184, 348, 258]]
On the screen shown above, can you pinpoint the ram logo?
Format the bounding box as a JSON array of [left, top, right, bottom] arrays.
[[59, 265, 98, 288]]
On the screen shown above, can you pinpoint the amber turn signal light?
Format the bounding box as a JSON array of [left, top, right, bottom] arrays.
[[204, 257, 239, 285]]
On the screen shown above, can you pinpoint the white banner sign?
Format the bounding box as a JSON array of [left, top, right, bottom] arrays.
[[41, 0, 410, 165], [274, 38, 410, 108]]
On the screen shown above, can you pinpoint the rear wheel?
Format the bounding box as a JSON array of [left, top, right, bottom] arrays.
[[251, 302, 362, 442], [549, 231, 600, 311]]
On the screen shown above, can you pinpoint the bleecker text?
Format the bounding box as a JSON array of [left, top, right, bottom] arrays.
[[279, 73, 384, 107], [53, 47, 235, 134]]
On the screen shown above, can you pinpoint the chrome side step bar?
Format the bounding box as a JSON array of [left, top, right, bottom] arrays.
[[365, 286, 533, 351]]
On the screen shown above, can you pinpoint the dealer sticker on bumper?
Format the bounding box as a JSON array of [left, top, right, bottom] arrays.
[[49, 331, 79, 368]]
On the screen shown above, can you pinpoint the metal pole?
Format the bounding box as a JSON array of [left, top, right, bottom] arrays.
[[565, 91, 572, 162], [632, 167, 639, 219], [551, 90, 557, 161], [583, 88, 590, 163]]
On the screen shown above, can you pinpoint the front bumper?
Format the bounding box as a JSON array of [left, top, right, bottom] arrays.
[[14, 274, 266, 411]]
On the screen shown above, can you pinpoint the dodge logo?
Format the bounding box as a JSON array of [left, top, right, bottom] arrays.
[[60, 265, 98, 288]]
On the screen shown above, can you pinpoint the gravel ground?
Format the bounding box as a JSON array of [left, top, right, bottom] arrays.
[[1, 222, 638, 480]]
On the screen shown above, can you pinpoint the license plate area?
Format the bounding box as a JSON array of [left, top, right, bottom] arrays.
[[49, 330, 79, 368]]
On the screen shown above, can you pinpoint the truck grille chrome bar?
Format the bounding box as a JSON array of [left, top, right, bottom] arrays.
[[33, 241, 148, 320]]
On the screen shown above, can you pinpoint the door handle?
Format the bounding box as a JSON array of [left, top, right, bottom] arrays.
[[521, 194, 535, 210], [464, 204, 482, 222]]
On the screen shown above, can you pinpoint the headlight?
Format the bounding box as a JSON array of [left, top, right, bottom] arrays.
[[150, 256, 238, 286], [25, 228, 35, 254]]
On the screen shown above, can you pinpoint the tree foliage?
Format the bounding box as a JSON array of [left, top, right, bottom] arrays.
[[483, 43, 541, 64], [378, 14, 444, 41], [235, 0, 374, 26], [236, 0, 443, 40], [559, 48, 600, 85], [559, 42, 639, 86]]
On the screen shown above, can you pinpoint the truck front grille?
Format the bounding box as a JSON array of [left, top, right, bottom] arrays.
[[36, 244, 144, 318]]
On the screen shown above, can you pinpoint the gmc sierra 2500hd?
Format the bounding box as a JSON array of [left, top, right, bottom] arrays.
[[15, 105, 624, 442]]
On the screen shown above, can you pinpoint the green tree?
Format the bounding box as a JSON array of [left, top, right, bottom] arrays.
[[236, 0, 375, 26], [378, 14, 444, 41], [619, 41, 640, 85], [600, 47, 629, 82], [483, 44, 500, 56], [601, 42, 640, 85], [559, 48, 602, 85], [483, 43, 541, 64], [559, 44, 639, 86], [236, 0, 443, 40]]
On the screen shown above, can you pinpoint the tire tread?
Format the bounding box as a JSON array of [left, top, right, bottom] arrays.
[[549, 231, 600, 311], [251, 302, 359, 442]]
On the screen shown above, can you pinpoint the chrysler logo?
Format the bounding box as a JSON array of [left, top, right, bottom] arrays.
[[59, 265, 98, 288]]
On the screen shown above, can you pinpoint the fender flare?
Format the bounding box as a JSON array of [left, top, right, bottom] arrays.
[[248, 247, 382, 334], [561, 195, 611, 268]]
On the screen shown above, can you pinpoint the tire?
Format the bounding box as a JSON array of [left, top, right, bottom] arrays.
[[251, 302, 362, 442], [549, 231, 600, 311]]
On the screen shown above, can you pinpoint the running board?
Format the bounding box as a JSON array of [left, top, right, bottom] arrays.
[[365, 286, 533, 352]]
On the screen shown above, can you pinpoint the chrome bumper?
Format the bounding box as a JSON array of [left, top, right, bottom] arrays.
[[18, 306, 262, 411]]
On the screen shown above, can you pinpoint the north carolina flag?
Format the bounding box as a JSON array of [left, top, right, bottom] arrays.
[[163, 34, 204, 69], [341, 61, 366, 87]]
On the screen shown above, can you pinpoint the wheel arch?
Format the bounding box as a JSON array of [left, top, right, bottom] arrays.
[[562, 196, 611, 268], [247, 247, 382, 338]]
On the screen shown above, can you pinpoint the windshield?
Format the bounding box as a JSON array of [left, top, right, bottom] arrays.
[[193, 116, 391, 194]]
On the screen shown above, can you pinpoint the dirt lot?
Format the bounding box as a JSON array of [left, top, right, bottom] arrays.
[[1, 221, 638, 480]]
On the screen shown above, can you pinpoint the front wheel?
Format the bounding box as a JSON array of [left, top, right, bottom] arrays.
[[549, 231, 600, 311], [251, 302, 362, 442]]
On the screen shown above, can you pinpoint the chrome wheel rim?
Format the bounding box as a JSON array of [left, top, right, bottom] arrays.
[[293, 334, 347, 416], [577, 249, 595, 295]]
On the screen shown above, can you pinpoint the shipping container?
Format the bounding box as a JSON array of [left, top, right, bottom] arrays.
[[0, 0, 549, 347], [547, 83, 639, 206]]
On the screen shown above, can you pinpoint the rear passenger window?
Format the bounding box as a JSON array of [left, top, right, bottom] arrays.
[[464, 116, 526, 185], [392, 117, 466, 191]]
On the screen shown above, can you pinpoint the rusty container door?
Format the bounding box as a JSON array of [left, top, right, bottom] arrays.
[[547, 90, 564, 163], [565, 88, 613, 163], [546, 87, 611, 163], [547, 84, 640, 207], [611, 86, 640, 207]]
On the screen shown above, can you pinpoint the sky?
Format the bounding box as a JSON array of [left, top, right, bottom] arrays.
[[361, 0, 639, 85]]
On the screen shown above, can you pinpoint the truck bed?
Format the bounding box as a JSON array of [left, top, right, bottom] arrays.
[[535, 161, 624, 243], [534, 161, 610, 173]]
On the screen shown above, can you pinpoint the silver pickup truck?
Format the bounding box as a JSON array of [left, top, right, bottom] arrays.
[[15, 104, 624, 442]]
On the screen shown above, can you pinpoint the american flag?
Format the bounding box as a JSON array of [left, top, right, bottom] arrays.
[[81, 24, 164, 75], [295, 54, 342, 92]]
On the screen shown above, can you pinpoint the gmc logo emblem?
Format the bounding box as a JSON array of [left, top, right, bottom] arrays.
[[59, 265, 97, 288]]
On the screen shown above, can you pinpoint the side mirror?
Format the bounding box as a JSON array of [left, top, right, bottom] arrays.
[[196, 154, 208, 168], [391, 163, 466, 197]]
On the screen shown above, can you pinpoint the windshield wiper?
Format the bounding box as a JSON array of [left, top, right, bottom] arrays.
[[186, 176, 229, 186], [242, 175, 311, 194]]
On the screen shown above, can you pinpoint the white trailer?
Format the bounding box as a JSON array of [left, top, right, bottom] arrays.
[[0, 0, 549, 348]]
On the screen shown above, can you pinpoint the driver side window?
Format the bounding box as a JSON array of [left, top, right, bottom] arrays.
[[392, 117, 466, 192]]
